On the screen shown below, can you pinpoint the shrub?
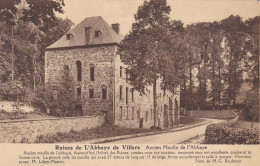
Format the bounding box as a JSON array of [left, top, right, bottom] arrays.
[[31, 68, 78, 117], [205, 123, 260, 144], [150, 126, 161, 130], [242, 89, 259, 122]]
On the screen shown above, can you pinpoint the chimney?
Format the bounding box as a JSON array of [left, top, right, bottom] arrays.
[[111, 23, 120, 34], [85, 27, 92, 44]]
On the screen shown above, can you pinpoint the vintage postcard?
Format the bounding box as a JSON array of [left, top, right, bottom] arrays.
[[0, 0, 259, 165]]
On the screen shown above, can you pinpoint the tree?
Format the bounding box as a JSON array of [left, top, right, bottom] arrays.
[[0, 19, 44, 89], [207, 22, 223, 110], [244, 16, 259, 90], [243, 89, 259, 128], [118, 0, 179, 126], [34, 67, 77, 117], [0, 0, 73, 101], [182, 23, 211, 110], [0, 0, 65, 31], [221, 15, 246, 109]]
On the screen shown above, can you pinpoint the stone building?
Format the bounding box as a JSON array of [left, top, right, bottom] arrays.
[[45, 16, 180, 129]]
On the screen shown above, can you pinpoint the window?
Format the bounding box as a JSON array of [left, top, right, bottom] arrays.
[[151, 109, 153, 119], [126, 72, 128, 83], [126, 106, 128, 120], [120, 66, 123, 77], [76, 86, 81, 98], [76, 61, 82, 81], [131, 88, 134, 102], [145, 111, 148, 122], [119, 106, 123, 120], [126, 87, 128, 104], [89, 86, 94, 98], [66, 34, 72, 40], [120, 85, 123, 100], [63, 65, 69, 76], [90, 66, 95, 81], [95, 30, 101, 37], [132, 107, 134, 120], [101, 85, 107, 99], [53, 88, 58, 100]]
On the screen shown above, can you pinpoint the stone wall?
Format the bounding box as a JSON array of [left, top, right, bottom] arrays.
[[44, 45, 180, 129], [45, 45, 116, 120], [0, 116, 104, 143]]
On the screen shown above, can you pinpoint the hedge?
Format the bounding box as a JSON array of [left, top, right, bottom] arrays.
[[205, 123, 260, 144]]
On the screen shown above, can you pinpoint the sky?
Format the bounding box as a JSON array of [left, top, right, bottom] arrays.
[[60, 0, 260, 35]]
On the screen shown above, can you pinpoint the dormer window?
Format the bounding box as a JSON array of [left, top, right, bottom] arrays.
[[95, 30, 101, 37], [66, 34, 72, 40]]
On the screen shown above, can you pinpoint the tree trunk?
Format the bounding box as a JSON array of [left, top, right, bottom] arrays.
[[183, 74, 187, 110], [212, 57, 215, 111], [189, 58, 193, 110], [218, 59, 221, 110], [197, 63, 202, 111], [153, 77, 157, 126], [189, 65, 192, 97], [33, 55, 36, 94], [11, 26, 14, 82]]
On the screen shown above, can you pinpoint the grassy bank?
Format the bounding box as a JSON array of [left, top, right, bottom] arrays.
[[188, 110, 237, 119], [180, 116, 205, 125], [36, 116, 206, 143], [36, 125, 154, 143]]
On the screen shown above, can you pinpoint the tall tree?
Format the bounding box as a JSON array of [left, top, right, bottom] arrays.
[[0, 0, 72, 101], [207, 22, 223, 110], [21, 0, 64, 29], [0, 0, 65, 30], [182, 23, 211, 110], [221, 15, 246, 109], [244, 16, 259, 90], [118, 0, 178, 126]]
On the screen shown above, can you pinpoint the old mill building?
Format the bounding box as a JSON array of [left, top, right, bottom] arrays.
[[45, 16, 180, 129]]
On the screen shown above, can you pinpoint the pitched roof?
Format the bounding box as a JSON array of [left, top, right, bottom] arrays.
[[46, 16, 124, 49]]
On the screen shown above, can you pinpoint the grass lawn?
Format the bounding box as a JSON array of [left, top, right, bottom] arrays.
[[180, 116, 205, 125], [189, 110, 237, 119]]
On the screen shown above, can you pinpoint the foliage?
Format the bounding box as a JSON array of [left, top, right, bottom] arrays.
[[180, 15, 257, 111], [118, 0, 184, 126], [0, 0, 73, 102], [119, 0, 171, 92], [205, 123, 260, 144], [32, 68, 77, 117], [0, 80, 31, 101], [150, 126, 162, 130], [244, 16, 259, 90], [0, 0, 65, 30], [242, 89, 259, 122], [221, 15, 246, 109]]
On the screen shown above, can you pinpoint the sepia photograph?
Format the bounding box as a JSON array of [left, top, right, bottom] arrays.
[[0, 0, 259, 165], [0, 0, 259, 145]]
